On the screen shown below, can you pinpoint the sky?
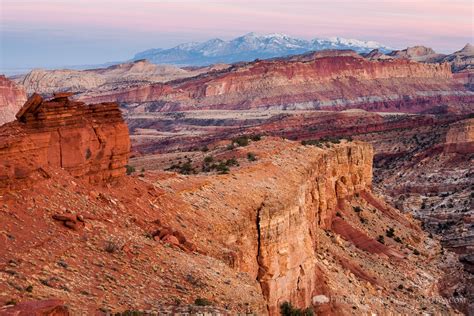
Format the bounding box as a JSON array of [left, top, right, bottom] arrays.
[[1, 0, 472, 73]]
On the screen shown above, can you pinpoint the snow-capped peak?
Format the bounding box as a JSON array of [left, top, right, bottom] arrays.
[[132, 32, 393, 66]]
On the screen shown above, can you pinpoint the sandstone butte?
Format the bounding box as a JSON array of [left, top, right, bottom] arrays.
[[0, 93, 130, 189], [0, 95, 463, 315], [78, 54, 473, 114], [0, 75, 27, 126]]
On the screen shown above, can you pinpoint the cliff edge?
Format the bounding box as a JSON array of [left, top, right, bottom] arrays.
[[0, 135, 459, 314]]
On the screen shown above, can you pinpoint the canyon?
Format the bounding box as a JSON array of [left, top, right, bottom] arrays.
[[0, 94, 466, 315], [0, 44, 473, 315], [362, 117, 474, 307]]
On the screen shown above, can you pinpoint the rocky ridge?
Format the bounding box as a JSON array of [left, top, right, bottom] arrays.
[[15, 60, 230, 95], [385, 44, 474, 91], [0, 115, 462, 315]]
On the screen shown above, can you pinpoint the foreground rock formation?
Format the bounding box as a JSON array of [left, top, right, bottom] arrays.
[[0, 129, 462, 314], [0, 76, 27, 126], [78, 53, 473, 114], [0, 94, 130, 188]]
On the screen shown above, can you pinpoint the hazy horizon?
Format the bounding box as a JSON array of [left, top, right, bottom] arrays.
[[1, 0, 472, 73]]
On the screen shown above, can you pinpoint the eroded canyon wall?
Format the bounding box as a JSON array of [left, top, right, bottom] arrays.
[[253, 143, 373, 313], [79, 55, 473, 113], [159, 139, 454, 315]]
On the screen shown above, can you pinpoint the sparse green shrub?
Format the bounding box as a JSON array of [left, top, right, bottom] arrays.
[[301, 139, 322, 147], [386, 227, 395, 238], [178, 162, 194, 175], [377, 235, 385, 244], [194, 298, 212, 306], [301, 136, 344, 147], [126, 165, 135, 175], [225, 158, 238, 166], [215, 162, 230, 174], [201, 146, 209, 152], [204, 156, 214, 164], [394, 237, 402, 243], [280, 301, 314, 316], [413, 249, 420, 255], [324, 137, 341, 144], [232, 136, 249, 147], [251, 134, 262, 141], [104, 240, 119, 254], [247, 152, 257, 161], [353, 206, 362, 213]]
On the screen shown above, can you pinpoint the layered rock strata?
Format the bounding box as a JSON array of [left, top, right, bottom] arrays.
[[0, 93, 130, 188], [0, 75, 27, 125], [79, 55, 472, 113], [15, 60, 230, 95]]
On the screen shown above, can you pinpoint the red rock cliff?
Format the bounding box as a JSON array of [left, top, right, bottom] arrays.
[[0, 93, 130, 188], [0, 75, 27, 125], [156, 139, 450, 315], [0, 138, 454, 315], [79, 56, 472, 113]]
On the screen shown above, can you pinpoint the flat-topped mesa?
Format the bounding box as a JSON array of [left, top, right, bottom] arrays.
[[0, 93, 130, 188], [76, 55, 474, 114]]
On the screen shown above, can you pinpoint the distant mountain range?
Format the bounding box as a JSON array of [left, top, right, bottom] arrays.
[[132, 32, 393, 66]]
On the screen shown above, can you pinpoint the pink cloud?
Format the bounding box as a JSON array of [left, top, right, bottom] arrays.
[[2, 0, 472, 51]]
